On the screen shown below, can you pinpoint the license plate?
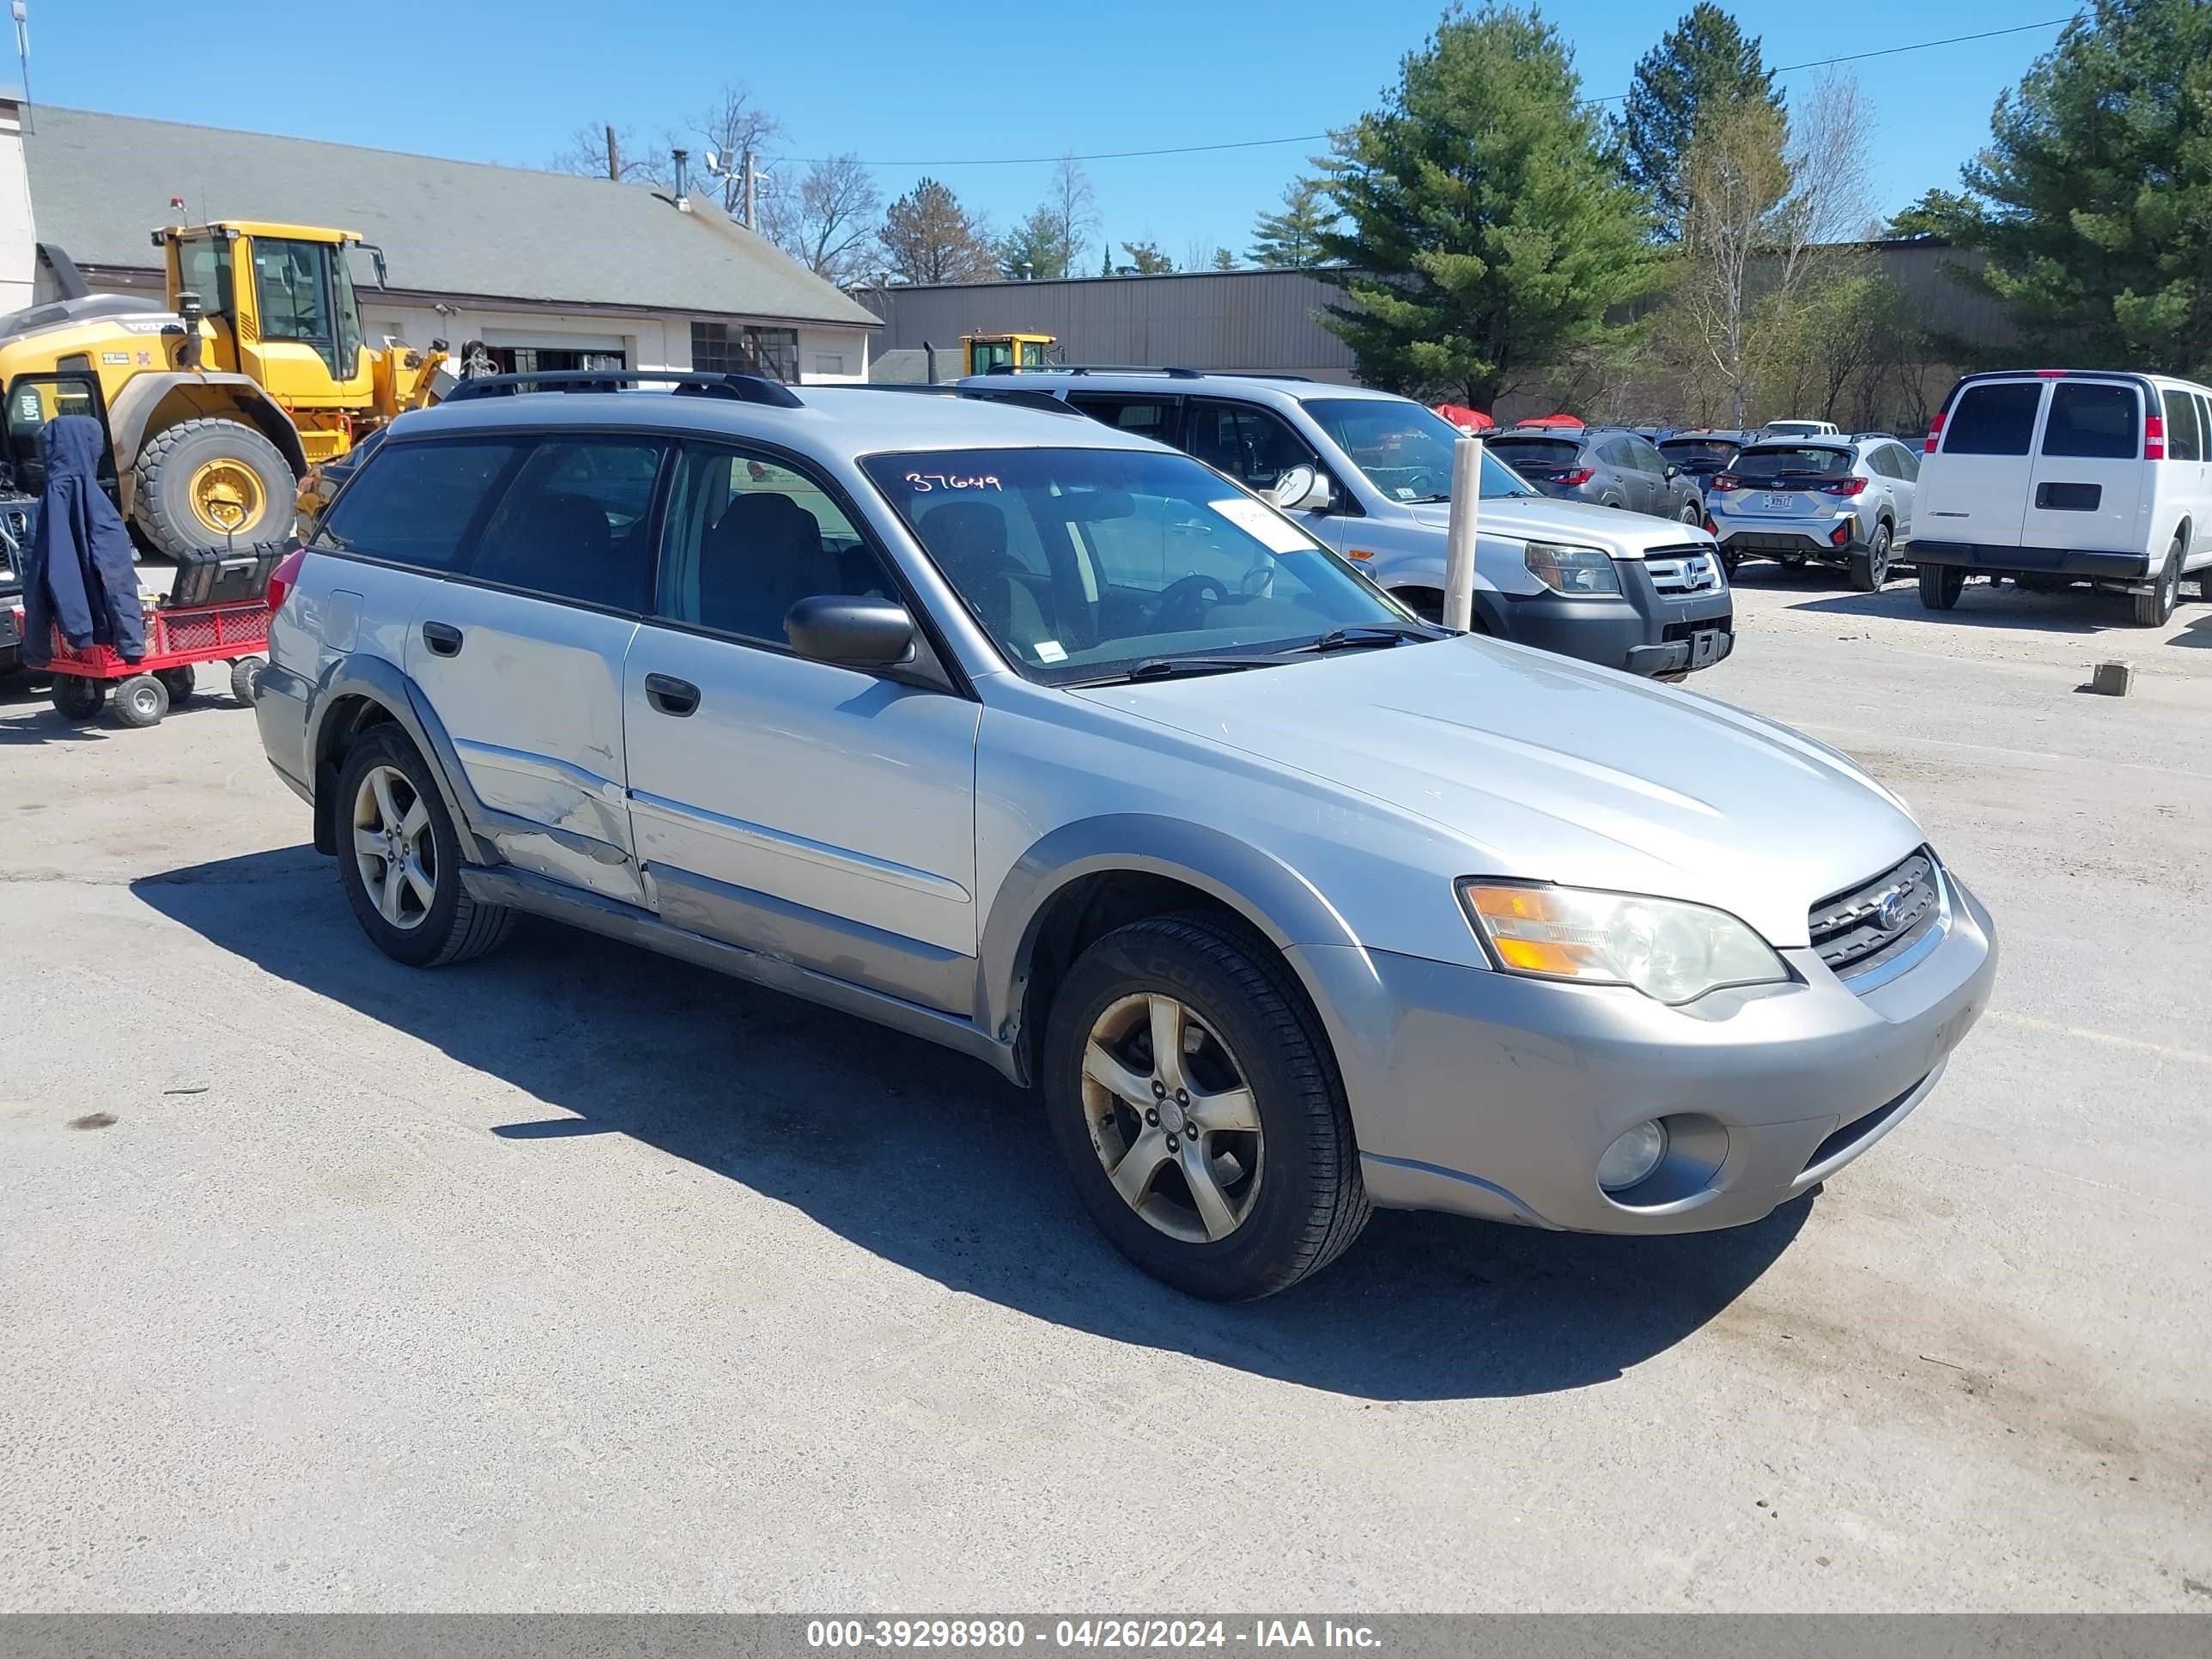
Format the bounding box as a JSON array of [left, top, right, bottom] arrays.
[[1690, 628, 1729, 669], [1764, 493, 1797, 510]]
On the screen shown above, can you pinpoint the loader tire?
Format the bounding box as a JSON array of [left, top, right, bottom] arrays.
[[132, 418, 297, 561]]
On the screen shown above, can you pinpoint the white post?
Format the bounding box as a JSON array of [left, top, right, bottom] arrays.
[[1443, 434, 1484, 633]]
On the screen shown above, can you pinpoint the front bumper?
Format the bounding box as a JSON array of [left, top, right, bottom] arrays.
[[1485, 562, 1734, 678], [1293, 868, 1996, 1235], [1902, 540, 2149, 580]]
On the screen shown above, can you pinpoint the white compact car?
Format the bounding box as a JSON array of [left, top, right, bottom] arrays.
[[1907, 368, 2212, 625]]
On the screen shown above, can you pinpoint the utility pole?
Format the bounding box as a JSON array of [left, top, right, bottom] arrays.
[[742, 149, 757, 230], [605, 124, 620, 182]]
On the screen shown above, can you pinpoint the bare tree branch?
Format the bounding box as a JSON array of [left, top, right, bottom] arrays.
[[684, 85, 783, 218], [761, 154, 884, 286]]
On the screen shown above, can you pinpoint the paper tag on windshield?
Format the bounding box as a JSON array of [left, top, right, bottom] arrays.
[[1209, 497, 1311, 555], [1032, 640, 1067, 664]]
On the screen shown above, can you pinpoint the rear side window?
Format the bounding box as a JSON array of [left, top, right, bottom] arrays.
[[1068, 395, 1179, 445], [1943, 383, 2043, 456], [2163, 390, 2203, 462], [1865, 446, 1899, 479], [468, 436, 667, 612], [2042, 383, 2139, 459], [313, 439, 520, 569]]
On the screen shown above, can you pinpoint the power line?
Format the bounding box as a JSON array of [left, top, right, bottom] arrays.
[[795, 16, 2072, 168]]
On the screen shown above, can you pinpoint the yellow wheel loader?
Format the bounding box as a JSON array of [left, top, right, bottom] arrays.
[[0, 223, 450, 560]]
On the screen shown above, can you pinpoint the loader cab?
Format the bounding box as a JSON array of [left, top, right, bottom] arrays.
[[160, 222, 376, 410], [962, 333, 1056, 375]]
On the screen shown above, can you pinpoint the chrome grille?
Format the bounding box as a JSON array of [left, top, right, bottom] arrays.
[[1809, 850, 1943, 982], [1644, 545, 1724, 597]]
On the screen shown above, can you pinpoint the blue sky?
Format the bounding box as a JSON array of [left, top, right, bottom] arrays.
[[27, 0, 2067, 264]]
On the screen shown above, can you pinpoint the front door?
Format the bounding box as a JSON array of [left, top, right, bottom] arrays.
[[621, 441, 981, 1011]]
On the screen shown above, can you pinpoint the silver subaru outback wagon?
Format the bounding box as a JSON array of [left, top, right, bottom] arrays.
[[252, 372, 1996, 1301]]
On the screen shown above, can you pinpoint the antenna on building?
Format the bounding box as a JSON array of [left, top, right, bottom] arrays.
[[11, 3, 30, 117]]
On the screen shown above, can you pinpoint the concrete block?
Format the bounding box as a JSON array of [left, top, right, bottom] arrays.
[[2088, 660, 2134, 696]]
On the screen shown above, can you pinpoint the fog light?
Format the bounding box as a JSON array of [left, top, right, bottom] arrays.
[[1598, 1120, 1668, 1192]]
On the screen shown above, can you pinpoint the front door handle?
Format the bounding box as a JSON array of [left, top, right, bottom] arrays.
[[644, 672, 700, 717], [422, 620, 463, 657]]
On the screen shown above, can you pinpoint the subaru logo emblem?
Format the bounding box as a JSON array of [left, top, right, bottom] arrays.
[[1875, 885, 1911, 932]]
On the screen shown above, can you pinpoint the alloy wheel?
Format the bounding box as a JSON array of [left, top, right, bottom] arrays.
[[1080, 992, 1263, 1244], [352, 763, 437, 931]]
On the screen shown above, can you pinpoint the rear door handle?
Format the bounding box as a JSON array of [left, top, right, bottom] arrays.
[[421, 620, 463, 657], [644, 672, 700, 717]]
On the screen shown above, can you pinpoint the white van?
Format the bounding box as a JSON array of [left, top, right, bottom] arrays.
[[1907, 369, 2212, 625]]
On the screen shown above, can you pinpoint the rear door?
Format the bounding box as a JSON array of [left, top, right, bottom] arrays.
[[2022, 379, 2145, 553], [1918, 378, 2046, 548], [402, 432, 669, 905]]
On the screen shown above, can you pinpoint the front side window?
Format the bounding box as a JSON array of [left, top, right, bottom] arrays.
[[1628, 436, 1668, 472], [1184, 400, 1312, 492], [2043, 382, 2140, 459], [657, 442, 884, 644], [862, 447, 1418, 683], [1944, 382, 2044, 456], [313, 439, 521, 570], [1304, 398, 1537, 500], [468, 437, 666, 611], [253, 239, 335, 349]]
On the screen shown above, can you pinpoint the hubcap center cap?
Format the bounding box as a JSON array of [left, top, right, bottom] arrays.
[[1158, 1097, 1188, 1137]]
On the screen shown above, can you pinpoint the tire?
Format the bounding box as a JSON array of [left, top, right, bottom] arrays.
[[1848, 521, 1893, 592], [1041, 914, 1369, 1301], [112, 672, 169, 727], [131, 417, 297, 561], [157, 667, 196, 705], [1680, 499, 1703, 526], [51, 675, 105, 721], [334, 726, 516, 969], [2134, 541, 2182, 628], [1719, 549, 1741, 578], [1918, 562, 1965, 610], [1395, 588, 1444, 625], [229, 655, 264, 704]]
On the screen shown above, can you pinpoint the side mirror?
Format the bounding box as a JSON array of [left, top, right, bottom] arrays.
[[786, 595, 916, 669], [1664, 464, 1680, 479], [1270, 464, 1332, 514]]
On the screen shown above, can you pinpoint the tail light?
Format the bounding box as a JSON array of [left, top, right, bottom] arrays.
[[1703, 516, 1717, 535], [2145, 411, 2166, 460], [1830, 521, 1852, 548], [266, 544, 306, 613], [1711, 472, 1741, 492], [1924, 412, 1946, 454], [1820, 477, 1869, 496], [1550, 467, 1595, 486]]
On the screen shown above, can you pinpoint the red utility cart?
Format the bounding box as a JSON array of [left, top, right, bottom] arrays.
[[44, 545, 277, 727]]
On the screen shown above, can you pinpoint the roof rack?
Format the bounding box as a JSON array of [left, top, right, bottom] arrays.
[[974, 364, 1205, 380], [441, 369, 805, 408], [842, 384, 1086, 417]]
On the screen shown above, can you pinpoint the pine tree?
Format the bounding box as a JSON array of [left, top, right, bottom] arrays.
[[1618, 4, 1781, 240], [1316, 4, 1660, 410], [878, 178, 996, 285], [996, 207, 1074, 281], [1249, 179, 1334, 267], [1929, 0, 2212, 373]]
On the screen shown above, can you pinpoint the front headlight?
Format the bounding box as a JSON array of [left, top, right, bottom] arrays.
[[1458, 880, 1789, 1005], [1523, 541, 1622, 596]]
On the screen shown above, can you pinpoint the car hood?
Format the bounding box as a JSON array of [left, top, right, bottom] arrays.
[[1405, 495, 1702, 558], [1070, 638, 1924, 949]]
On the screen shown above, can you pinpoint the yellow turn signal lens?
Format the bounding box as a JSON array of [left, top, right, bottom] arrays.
[[1457, 879, 1788, 1005]]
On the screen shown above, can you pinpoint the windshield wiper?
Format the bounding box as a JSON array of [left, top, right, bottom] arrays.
[[1073, 655, 1282, 686], [1291, 624, 1434, 654]]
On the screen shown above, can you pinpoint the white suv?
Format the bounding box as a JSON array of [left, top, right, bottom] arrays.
[[1908, 369, 2212, 625]]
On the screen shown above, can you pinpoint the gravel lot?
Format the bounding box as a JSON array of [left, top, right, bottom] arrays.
[[2, 565, 2208, 1612]]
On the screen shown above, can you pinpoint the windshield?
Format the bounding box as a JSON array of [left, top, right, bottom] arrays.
[[1301, 398, 1538, 501], [1732, 445, 1855, 482], [861, 447, 1424, 685]]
